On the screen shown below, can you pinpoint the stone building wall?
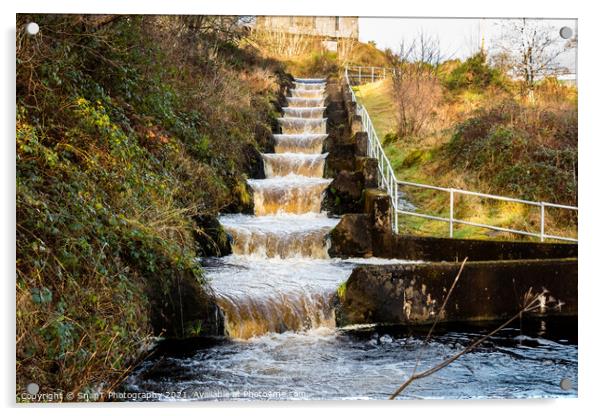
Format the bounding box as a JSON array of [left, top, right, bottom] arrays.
[[256, 16, 359, 39]]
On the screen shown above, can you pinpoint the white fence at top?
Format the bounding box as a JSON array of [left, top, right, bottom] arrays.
[[345, 65, 392, 85], [343, 66, 578, 243]]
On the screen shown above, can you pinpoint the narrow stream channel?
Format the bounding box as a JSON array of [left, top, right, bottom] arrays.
[[122, 78, 578, 401]]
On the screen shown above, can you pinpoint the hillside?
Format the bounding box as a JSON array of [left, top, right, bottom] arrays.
[[352, 60, 577, 241], [16, 15, 289, 396]]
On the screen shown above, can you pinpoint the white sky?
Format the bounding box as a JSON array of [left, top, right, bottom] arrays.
[[359, 18, 577, 71]]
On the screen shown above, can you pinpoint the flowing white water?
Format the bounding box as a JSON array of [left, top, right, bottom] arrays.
[[212, 78, 346, 337], [290, 90, 325, 98], [273, 134, 328, 154], [286, 97, 326, 107], [282, 107, 326, 118], [247, 176, 332, 216], [262, 153, 328, 178], [219, 213, 338, 259], [277, 117, 327, 134]]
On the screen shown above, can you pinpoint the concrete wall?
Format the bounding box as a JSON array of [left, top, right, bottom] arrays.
[[256, 16, 359, 39], [338, 259, 577, 326]]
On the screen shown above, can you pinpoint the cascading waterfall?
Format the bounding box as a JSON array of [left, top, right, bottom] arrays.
[[262, 153, 328, 178], [213, 78, 341, 339], [219, 214, 338, 259], [282, 107, 327, 118], [273, 134, 328, 154], [290, 90, 325, 98], [286, 97, 326, 107], [277, 117, 327, 134]]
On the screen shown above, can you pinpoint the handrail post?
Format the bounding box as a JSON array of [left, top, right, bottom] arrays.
[[359, 66, 362, 84], [394, 182, 399, 233], [371, 66, 375, 82], [540, 202, 545, 242], [449, 189, 454, 238]]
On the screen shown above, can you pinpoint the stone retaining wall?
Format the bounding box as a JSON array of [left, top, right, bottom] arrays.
[[337, 258, 577, 326]]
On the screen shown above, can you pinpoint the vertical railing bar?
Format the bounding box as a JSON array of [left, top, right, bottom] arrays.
[[540, 202, 545, 242], [449, 189, 454, 238], [394, 181, 399, 233]]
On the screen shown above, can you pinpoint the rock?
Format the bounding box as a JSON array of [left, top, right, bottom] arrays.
[[354, 132, 368, 157], [328, 214, 373, 258], [194, 214, 232, 257], [324, 170, 365, 214], [332, 170, 364, 200], [350, 115, 363, 135], [324, 144, 356, 176], [355, 156, 377, 188], [147, 269, 225, 338], [364, 189, 391, 231]]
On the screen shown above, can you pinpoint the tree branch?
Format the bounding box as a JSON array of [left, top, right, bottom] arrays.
[[390, 272, 546, 399]]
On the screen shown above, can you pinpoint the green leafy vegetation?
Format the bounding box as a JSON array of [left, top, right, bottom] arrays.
[[16, 15, 286, 397], [444, 52, 506, 91]]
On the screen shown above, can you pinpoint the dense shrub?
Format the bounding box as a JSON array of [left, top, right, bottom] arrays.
[[445, 52, 507, 91], [445, 100, 577, 205]]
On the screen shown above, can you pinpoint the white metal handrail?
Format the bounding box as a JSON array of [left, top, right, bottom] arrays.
[[343, 66, 578, 243], [345, 65, 393, 85]]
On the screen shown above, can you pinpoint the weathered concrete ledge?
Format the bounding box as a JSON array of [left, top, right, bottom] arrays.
[[337, 258, 577, 327]]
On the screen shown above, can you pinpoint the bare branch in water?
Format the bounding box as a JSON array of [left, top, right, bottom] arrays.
[[389, 261, 545, 400], [409, 257, 467, 376]]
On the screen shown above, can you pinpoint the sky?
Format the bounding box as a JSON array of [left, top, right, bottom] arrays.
[[358, 18, 577, 72]]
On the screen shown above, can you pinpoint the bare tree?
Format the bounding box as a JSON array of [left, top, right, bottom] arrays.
[[493, 19, 573, 89], [389, 33, 443, 140], [249, 28, 314, 59], [489, 49, 513, 75], [337, 37, 358, 65]]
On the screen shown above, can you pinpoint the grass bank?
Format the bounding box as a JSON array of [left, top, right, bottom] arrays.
[[353, 73, 577, 241]]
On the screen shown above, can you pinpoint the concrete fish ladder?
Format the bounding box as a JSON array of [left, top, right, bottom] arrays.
[[213, 77, 343, 339]]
